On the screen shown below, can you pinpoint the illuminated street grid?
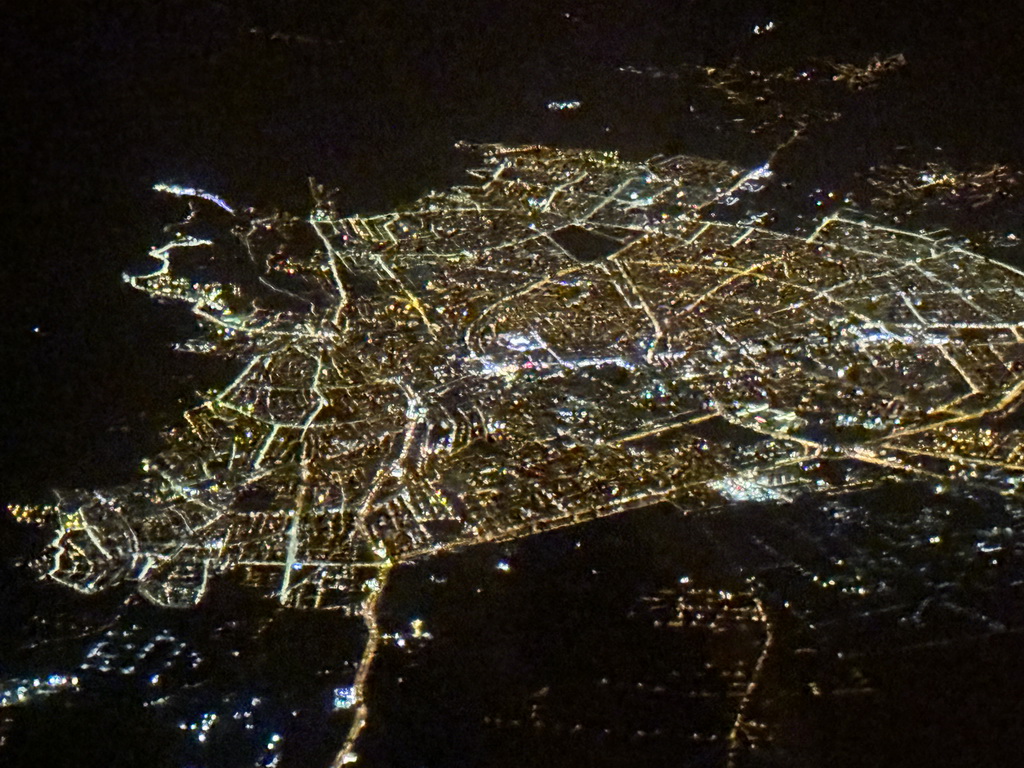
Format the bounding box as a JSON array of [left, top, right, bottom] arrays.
[[12, 143, 1024, 764]]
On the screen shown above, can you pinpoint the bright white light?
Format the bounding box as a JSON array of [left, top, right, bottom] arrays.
[[333, 686, 357, 710], [153, 183, 235, 213]]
